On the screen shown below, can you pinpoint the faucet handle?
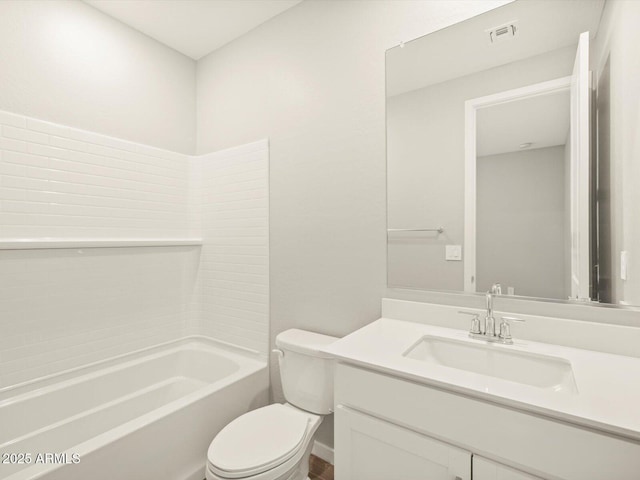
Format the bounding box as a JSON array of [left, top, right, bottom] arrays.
[[458, 311, 481, 334], [498, 316, 525, 342]]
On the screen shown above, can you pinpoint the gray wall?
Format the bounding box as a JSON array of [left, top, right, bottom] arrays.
[[195, 0, 512, 448], [477, 146, 567, 299], [387, 46, 574, 291], [0, 0, 196, 154]]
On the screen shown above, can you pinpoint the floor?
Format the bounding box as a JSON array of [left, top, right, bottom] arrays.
[[309, 454, 334, 480]]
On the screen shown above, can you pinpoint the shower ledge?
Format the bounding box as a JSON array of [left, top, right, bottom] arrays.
[[0, 238, 203, 250]]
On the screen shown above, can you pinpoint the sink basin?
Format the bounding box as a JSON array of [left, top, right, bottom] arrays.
[[403, 335, 577, 394]]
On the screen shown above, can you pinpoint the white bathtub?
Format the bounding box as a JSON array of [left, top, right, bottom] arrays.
[[0, 337, 268, 480]]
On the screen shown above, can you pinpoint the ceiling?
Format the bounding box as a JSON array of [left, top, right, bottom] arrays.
[[85, 0, 302, 60], [386, 0, 605, 97], [476, 88, 570, 157]]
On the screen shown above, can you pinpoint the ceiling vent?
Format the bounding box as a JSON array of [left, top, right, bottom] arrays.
[[487, 22, 518, 44]]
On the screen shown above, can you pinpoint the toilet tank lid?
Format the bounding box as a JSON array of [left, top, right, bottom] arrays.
[[275, 329, 338, 358]]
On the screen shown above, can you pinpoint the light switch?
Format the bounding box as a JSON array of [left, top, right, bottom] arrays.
[[445, 245, 462, 261]]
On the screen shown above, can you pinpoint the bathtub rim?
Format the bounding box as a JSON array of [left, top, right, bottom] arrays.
[[0, 335, 265, 401]]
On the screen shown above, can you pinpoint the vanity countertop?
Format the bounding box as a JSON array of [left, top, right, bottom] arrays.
[[322, 317, 640, 442]]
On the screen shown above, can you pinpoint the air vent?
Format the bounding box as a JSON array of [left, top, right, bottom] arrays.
[[487, 21, 518, 44]]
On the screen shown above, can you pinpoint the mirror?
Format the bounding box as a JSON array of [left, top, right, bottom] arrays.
[[386, 0, 640, 308]]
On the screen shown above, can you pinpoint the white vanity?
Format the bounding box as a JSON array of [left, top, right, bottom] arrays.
[[323, 299, 640, 480]]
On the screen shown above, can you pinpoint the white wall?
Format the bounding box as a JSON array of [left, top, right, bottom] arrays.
[[196, 0, 512, 448], [477, 146, 567, 299], [195, 0, 514, 336], [387, 46, 574, 291], [0, 0, 196, 154], [191, 140, 270, 357]]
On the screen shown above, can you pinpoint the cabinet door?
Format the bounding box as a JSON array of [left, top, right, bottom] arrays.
[[335, 405, 471, 480], [473, 456, 544, 480]]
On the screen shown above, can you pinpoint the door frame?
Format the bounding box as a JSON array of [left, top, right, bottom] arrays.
[[463, 76, 572, 292]]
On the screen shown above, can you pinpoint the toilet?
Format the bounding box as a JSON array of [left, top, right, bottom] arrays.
[[206, 329, 338, 480]]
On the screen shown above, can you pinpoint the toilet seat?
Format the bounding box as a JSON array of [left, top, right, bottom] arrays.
[[207, 404, 321, 480]]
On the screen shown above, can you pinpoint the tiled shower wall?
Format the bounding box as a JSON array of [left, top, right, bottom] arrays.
[[190, 141, 269, 355], [0, 110, 192, 238], [0, 110, 268, 387], [0, 247, 200, 387]]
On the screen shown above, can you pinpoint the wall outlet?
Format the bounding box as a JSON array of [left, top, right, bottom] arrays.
[[445, 245, 462, 261]]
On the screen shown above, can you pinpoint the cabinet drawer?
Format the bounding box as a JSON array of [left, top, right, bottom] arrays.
[[335, 363, 640, 480]]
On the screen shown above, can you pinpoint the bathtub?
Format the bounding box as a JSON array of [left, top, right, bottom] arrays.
[[0, 337, 269, 480]]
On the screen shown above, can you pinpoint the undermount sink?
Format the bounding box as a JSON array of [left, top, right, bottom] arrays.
[[403, 335, 577, 394]]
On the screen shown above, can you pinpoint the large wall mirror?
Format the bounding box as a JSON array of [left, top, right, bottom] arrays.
[[386, 0, 640, 308]]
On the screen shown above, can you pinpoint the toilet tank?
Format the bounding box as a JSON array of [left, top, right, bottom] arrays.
[[275, 329, 339, 415]]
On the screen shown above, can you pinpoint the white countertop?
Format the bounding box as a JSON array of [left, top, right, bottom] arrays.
[[322, 317, 640, 441]]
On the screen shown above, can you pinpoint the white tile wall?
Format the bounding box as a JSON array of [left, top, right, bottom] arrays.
[[0, 246, 200, 387], [192, 140, 270, 356], [0, 110, 191, 239], [0, 109, 269, 387]]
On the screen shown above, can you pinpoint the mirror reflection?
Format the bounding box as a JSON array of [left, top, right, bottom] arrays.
[[476, 87, 570, 299], [386, 0, 640, 307]]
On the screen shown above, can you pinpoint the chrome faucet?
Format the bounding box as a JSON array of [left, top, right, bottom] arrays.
[[459, 283, 525, 344], [484, 283, 501, 337]]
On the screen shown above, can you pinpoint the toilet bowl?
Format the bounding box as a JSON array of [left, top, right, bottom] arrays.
[[205, 329, 338, 480], [206, 404, 321, 480]]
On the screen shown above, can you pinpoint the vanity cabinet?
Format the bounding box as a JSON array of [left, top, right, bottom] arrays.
[[334, 363, 640, 480], [335, 405, 471, 480], [334, 405, 534, 480], [473, 457, 542, 480]]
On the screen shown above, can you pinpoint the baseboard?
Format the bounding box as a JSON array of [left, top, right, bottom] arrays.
[[312, 440, 334, 464], [182, 465, 205, 480]]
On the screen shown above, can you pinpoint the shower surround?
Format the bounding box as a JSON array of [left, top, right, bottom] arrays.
[[0, 109, 270, 387]]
